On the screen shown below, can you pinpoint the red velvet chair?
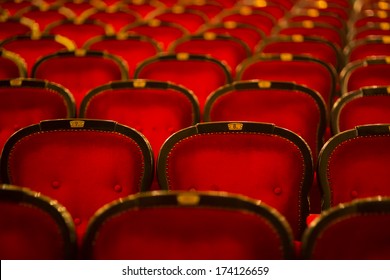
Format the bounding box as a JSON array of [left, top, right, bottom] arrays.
[[241, 1, 287, 21], [237, 53, 337, 109], [352, 22, 390, 40], [317, 124, 390, 210], [81, 191, 295, 260], [285, 9, 347, 31], [83, 34, 161, 77], [0, 16, 38, 40], [0, 34, 76, 76], [157, 122, 314, 240], [274, 21, 345, 48], [0, 0, 33, 16], [79, 6, 140, 32], [345, 36, 390, 62], [204, 80, 327, 161], [169, 33, 251, 77], [134, 53, 232, 115], [0, 49, 27, 79], [331, 86, 390, 134], [257, 35, 343, 71], [199, 21, 265, 53], [79, 79, 199, 161], [60, 0, 102, 17], [31, 49, 129, 110], [0, 184, 76, 260], [340, 56, 390, 95], [43, 18, 115, 48], [119, 0, 164, 19], [0, 119, 154, 243], [301, 197, 390, 259], [122, 19, 189, 51], [352, 10, 390, 29], [14, 4, 76, 32], [146, 6, 208, 33], [0, 78, 75, 157], [216, 7, 276, 35], [294, 1, 350, 20], [182, 1, 224, 20]]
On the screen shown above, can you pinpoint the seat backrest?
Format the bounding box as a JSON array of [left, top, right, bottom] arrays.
[[120, 0, 164, 19], [83, 34, 161, 77], [169, 33, 251, 77], [122, 19, 189, 51], [258, 35, 343, 72], [157, 122, 313, 239], [340, 56, 390, 95], [43, 18, 114, 47], [345, 36, 390, 62], [147, 6, 208, 33], [204, 80, 327, 160], [216, 7, 276, 35], [0, 16, 37, 40], [301, 197, 390, 259], [134, 53, 232, 115], [352, 22, 390, 40], [353, 10, 390, 29], [82, 191, 295, 260], [237, 53, 337, 109], [199, 21, 265, 52], [0, 78, 75, 155], [331, 86, 390, 134], [0, 49, 27, 79], [0, 34, 76, 76], [318, 124, 390, 209], [286, 10, 347, 30], [31, 50, 129, 110], [0, 119, 154, 242], [79, 79, 200, 160], [0, 184, 76, 260], [0, 0, 33, 16]]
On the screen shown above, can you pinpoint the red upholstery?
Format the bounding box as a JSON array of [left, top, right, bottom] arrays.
[[123, 21, 188, 51], [134, 54, 232, 115], [347, 37, 390, 62], [247, 3, 287, 21], [61, 1, 97, 16], [157, 122, 313, 239], [150, 9, 208, 33], [332, 87, 390, 134], [201, 22, 264, 52], [318, 125, 390, 209], [80, 80, 199, 160], [0, 50, 27, 79], [341, 57, 390, 94], [259, 36, 342, 71], [0, 1, 32, 16], [183, 3, 224, 20], [32, 50, 128, 110], [218, 9, 275, 35], [287, 13, 346, 30], [302, 198, 390, 259], [0, 79, 75, 154], [80, 8, 140, 32], [84, 35, 161, 77], [1, 119, 153, 243], [0, 34, 76, 76], [0, 185, 76, 260], [169, 34, 250, 77], [44, 19, 113, 48], [353, 12, 390, 29], [353, 24, 390, 40], [237, 54, 336, 109], [276, 22, 345, 48], [0, 17, 35, 40], [204, 81, 327, 160], [82, 192, 295, 260], [121, 1, 163, 19]]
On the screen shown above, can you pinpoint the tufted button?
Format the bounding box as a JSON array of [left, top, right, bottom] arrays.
[[273, 187, 282, 195], [351, 190, 358, 198], [114, 184, 122, 193], [74, 218, 81, 226], [51, 181, 61, 189]]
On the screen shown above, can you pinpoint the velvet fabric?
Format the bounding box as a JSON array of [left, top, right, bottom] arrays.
[[17, 9, 72, 32], [0, 20, 32, 41], [152, 10, 207, 33], [135, 59, 230, 114], [32, 54, 125, 110], [344, 63, 390, 93], [327, 136, 390, 206], [220, 12, 275, 35], [348, 41, 390, 62], [0, 54, 25, 79], [163, 133, 306, 239], [83, 10, 139, 32], [0, 203, 66, 259], [87, 207, 287, 260], [6, 130, 146, 242]]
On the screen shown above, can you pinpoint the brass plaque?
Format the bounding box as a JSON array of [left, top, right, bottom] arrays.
[[228, 122, 243, 131], [70, 120, 85, 128]]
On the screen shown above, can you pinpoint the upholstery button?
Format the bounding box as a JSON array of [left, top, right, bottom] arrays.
[[273, 187, 282, 195], [51, 181, 61, 189], [351, 190, 358, 198], [114, 184, 122, 193], [74, 218, 81, 226]]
